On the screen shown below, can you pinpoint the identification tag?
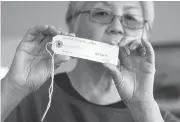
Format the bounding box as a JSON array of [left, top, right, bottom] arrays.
[[52, 35, 119, 65]]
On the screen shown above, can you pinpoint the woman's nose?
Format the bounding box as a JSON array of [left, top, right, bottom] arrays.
[[106, 16, 124, 45], [106, 16, 124, 35]]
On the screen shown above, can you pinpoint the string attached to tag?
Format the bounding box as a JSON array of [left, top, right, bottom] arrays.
[[41, 42, 55, 121]]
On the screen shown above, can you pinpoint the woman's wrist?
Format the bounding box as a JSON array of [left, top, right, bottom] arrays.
[[2, 76, 30, 97], [1, 77, 30, 121], [128, 99, 164, 122]]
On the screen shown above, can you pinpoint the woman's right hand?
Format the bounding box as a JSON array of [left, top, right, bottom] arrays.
[[5, 25, 73, 93]]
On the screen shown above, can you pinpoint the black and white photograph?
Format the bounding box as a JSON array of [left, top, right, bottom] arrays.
[[1, 1, 180, 122]]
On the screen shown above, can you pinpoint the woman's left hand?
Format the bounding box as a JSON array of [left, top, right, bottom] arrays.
[[103, 38, 156, 105]]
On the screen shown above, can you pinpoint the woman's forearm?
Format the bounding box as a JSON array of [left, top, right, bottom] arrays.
[[128, 100, 164, 122], [1, 77, 29, 121]]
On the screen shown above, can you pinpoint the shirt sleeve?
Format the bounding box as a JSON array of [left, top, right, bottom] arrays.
[[4, 81, 51, 122], [4, 93, 42, 122]]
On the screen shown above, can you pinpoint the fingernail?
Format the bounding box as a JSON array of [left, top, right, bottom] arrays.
[[141, 52, 146, 56], [130, 43, 137, 50], [57, 30, 62, 34], [124, 47, 130, 55], [65, 32, 68, 35], [130, 43, 134, 49], [69, 33, 76, 37], [58, 28, 66, 35], [119, 41, 124, 47]]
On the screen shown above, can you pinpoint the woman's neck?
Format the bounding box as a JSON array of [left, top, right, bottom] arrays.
[[67, 59, 121, 105]]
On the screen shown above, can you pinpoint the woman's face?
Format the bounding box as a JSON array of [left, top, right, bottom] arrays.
[[72, 1, 144, 45]]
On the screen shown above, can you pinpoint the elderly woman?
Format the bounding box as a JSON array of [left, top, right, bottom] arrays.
[[2, 1, 179, 122]]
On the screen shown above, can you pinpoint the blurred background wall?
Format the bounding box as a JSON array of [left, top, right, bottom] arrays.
[[1, 1, 180, 118]]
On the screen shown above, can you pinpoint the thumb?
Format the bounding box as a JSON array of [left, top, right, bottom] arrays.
[[103, 63, 124, 90], [54, 54, 71, 68]]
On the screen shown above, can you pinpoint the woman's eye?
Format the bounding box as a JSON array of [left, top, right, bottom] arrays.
[[124, 15, 136, 21], [96, 12, 109, 16]]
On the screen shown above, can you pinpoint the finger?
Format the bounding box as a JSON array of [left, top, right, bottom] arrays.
[[135, 42, 146, 56], [137, 46, 146, 57], [22, 25, 49, 42], [21, 34, 36, 42], [103, 63, 124, 94], [118, 47, 130, 61], [103, 63, 122, 81], [54, 55, 71, 68], [117, 59, 121, 69], [118, 47, 130, 69], [34, 33, 46, 44], [42, 36, 54, 54], [119, 36, 131, 47], [68, 33, 76, 37], [21, 25, 48, 42], [141, 39, 155, 64], [128, 39, 141, 51], [119, 36, 141, 47], [23, 25, 68, 43], [44, 25, 61, 36], [29, 36, 53, 57], [40, 28, 69, 47], [30, 25, 63, 36], [57, 28, 68, 35], [38, 26, 68, 44], [34, 26, 58, 44], [27, 25, 49, 36]]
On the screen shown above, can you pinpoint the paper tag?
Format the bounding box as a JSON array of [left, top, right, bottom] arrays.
[[52, 35, 119, 65]]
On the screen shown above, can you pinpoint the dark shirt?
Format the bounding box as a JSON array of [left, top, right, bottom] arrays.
[[5, 73, 179, 122]]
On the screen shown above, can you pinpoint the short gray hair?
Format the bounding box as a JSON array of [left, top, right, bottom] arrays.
[[65, 1, 155, 31], [65, 1, 85, 27]]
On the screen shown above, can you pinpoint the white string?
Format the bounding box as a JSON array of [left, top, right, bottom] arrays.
[[41, 42, 55, 121]]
